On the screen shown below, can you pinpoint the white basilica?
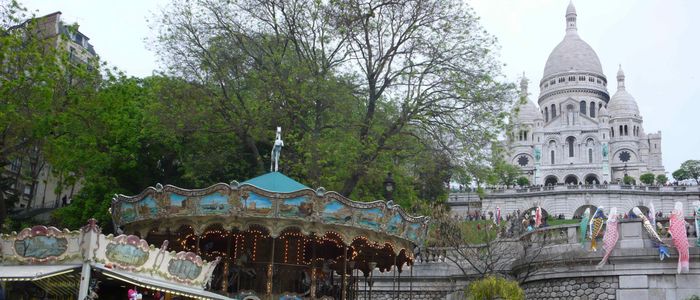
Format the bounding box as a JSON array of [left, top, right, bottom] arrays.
[[508, 2, 664, 186]]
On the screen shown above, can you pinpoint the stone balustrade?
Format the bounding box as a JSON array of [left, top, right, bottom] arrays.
[[361, 220, 700, 300]]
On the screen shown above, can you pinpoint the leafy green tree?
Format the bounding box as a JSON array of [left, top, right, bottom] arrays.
[[50, 74, 188, 229], [516, 176, 530, 186], [467, 276, 525, 300], [672, 169, 688, 181], [674, 160, 700, 183], [623, 175, 635, 185], [0, 1, 84, 230], [639, 173, 655, 185], [656, 174, 668, 185]]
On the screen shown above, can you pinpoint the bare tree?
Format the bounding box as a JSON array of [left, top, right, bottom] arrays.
[[153, 0, 512, 194]]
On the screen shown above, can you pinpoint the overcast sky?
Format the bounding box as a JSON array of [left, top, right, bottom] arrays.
[[21, 0, 700, 177]]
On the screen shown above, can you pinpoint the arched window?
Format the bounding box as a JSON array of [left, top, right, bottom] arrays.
[[579, 101, 586, 114], [566, 136, 575, 157], [551, 150, 555, 165], [589, 101, 596, 117], [588, 148, 593, 163], [551, 104, 556, 118], [611, 127, 614, 137], [624, 125, 628, 136], [544, 107, 549, 122], [619, 125, 623, 136]]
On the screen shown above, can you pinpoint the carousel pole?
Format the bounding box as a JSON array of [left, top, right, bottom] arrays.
[[310, 233, 317, 299], [341, 244, 348, 300], [223, 230, 232, 294], [392, 255, 397, 299], [267, 236, 276, 299], [396, 265, 401, 300], [409, 261, 413, 300]]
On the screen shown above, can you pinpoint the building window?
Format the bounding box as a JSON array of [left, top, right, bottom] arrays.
[[603, 133, 606, 139], [619, 151, 631, 162], [559, 77, 565, 83], [569, 76, 576, 81], [551, 150, 555, 165], [588, 148, 593, 163], [10, 158, 21, 172], [544, 107, 549, 122], [518, 155, 529, 167], [23, 185, 32, 196], [624, 125, 628, 136], [619, 125, 623, 136], [611, 127, 614, 137], [589, 101, 596, 118], [579, 101, 586, 114], [551, 104, 557, 118], [566, 136, 575, 157], [550, 80, 556, 85], [589, 77, 594, 82], [579, 76, 586, 81]]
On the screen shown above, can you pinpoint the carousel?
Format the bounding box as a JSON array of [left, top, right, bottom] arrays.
[[110, 128, 430, 299]]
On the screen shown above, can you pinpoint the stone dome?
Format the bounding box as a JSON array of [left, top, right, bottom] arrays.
[[542, 1, 604, 79], [598, 105, 609, 117], [516, 75, 541, 123], [608, 66, 639, 117], [517, 99, 541, 123]]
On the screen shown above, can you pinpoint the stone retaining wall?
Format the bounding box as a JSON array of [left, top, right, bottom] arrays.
[[523, 276, 618, 300], [356, 290, 449, 300]]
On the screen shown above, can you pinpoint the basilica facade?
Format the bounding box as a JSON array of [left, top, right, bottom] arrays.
[[508, 2, 664, 185]]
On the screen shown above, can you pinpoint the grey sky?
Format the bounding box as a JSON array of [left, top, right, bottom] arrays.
[[22, 0, 700, 176]]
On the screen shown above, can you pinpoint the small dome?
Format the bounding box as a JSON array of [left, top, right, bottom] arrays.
[[598, 105, 609, 117], [516, 99, 541, 123], [515, 74, 541, 123], [608, 66, 640, 117]]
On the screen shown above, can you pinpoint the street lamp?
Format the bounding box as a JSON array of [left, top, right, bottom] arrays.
[[383, 172, 395, 201]]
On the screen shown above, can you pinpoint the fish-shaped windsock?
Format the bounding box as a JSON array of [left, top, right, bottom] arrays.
[[589, 206, 605, 251], [494, 207, 501, 225], [669, 202, 690, 273], [579, 208, 591, 247], [634, 207, 670, 260], [597, 207, 620, 268], [694, 201, 700, 247], [535, 207, 542, 228]]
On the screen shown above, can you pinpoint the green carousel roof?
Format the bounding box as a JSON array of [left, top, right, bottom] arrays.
[[242, 172, 309, 193]]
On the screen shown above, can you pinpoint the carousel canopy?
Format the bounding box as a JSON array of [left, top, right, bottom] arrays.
[[242, 172, 309, 193], [111, 172, 429, 253]]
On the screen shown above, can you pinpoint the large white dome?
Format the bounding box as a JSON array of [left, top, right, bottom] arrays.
[[543, 34, 603, 78], [542, 1, 604, 79]]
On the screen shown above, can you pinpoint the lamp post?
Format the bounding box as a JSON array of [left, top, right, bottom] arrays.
[[383, 172, 395, 201]]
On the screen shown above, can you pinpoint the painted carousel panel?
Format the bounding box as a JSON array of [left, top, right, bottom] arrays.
[[321, 200, 353, 225], [119, 202, 137, 223], [357, 207, 383, 230], [243, 192, 274, 216], [386, 214, 404, 235], [168, 258, 203, 280], [198, 192, 230, 215], [135, 196, 158, 220], [279, 196, 313, 218], [14, 236, 68, 259], [105, 243, 150, 267], [167, 193, 196, 216]]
